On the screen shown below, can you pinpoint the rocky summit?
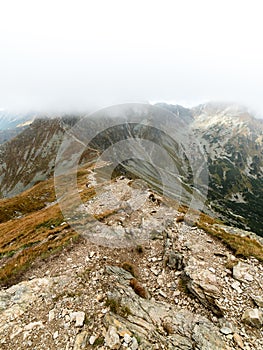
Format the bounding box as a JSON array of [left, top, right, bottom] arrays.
[[0, 173, 263, 350]]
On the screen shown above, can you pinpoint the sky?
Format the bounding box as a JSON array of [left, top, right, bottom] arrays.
[[0, 0, 263, 116]]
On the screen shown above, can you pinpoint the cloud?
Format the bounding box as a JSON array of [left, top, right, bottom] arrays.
[[0, 0, 263, 116]]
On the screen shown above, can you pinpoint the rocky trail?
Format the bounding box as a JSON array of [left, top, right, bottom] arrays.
[[0, 175, 263, 349]]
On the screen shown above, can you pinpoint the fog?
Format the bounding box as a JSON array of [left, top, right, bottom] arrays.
[[0, 0, 263, 116]]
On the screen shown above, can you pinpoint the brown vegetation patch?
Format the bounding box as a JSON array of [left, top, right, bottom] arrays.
[[0, 163, 97, 286], [197, 215, 263, 262], [129, 278, 148, 299], [121, 262, 139, 278]]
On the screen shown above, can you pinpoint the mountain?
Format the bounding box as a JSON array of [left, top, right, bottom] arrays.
[[0, 116, 86, 197], [0, 103, 263, 348], [191, 103, 263, 235], [0, 118, 64, 197], [0, 110, 36, 145], [151, 102, 263, 236], [0, 111, 33, 130], [0, 102, 262, 238]]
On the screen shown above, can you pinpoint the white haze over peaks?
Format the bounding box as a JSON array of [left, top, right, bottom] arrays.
[[0, 0, 263, 117]]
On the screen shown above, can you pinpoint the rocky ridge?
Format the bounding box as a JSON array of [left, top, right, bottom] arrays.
[[0, 176, 262, 349]]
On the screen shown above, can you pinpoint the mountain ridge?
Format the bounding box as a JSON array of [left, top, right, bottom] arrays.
[[0, 102, 262, 237]]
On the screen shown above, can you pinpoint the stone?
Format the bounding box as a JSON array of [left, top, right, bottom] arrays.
[[130, 337, 139, 350], [123, 333, 132, 344], [89, 335, 97, 345], [105, 326, 121, 349], [150, 267, 161, 276], [233, 262, 253, 283], [220, 327, 233, 335], [181, 269, 224, 317], [106, 265, 134, 282], [70, 311, 85, 327], [166, 251, 184, 271], [48, 309, 55, 322], [104, 278, 229, 349], [233, 333, 244, 349], [10, 326, 23, 340], [24, 321, 43, 331], [251, 295, 263, 308], [231, 281, 243, 294], [53, 331, 59, 339], [192, 322, 229, 350], [158, 290, 167, 298], [241, 308, 263, 328], [73, 331, 89, 350]]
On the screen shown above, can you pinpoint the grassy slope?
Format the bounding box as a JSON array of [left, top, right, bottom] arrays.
[[0, 163, 95, 286]]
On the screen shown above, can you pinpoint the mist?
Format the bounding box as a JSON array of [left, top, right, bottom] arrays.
[[0, 1, 263, 117]]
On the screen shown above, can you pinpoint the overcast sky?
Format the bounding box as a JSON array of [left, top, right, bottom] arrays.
[[0, 0, 263, 116]]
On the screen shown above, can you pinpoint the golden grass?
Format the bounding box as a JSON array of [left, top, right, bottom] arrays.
[[0, 230, 80, 287], [197, 214, 263, 262], [93, 208, 119, 221], [0, 179, 55, 223], [159, 196, 263, 262], [0, 162, 96, 286]]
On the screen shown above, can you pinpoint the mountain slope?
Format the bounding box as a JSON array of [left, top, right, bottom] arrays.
[[0, 166, 263, 349], [0, 118, 69, 197], [191, 103, 263, 235], [0, 111, 36, 145]]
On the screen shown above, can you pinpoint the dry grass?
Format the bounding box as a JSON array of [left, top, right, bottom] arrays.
[[0, 201, 79, 286], [0, 179, 55, 223], [0, 162, 96, 286], [121, 261, 139, 278], [93, 208, 119, 222], [197, 214, 263, 262], [129, 278, 148, 299], [0, 230, 80, 287], [0, 162, 94, 224]]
